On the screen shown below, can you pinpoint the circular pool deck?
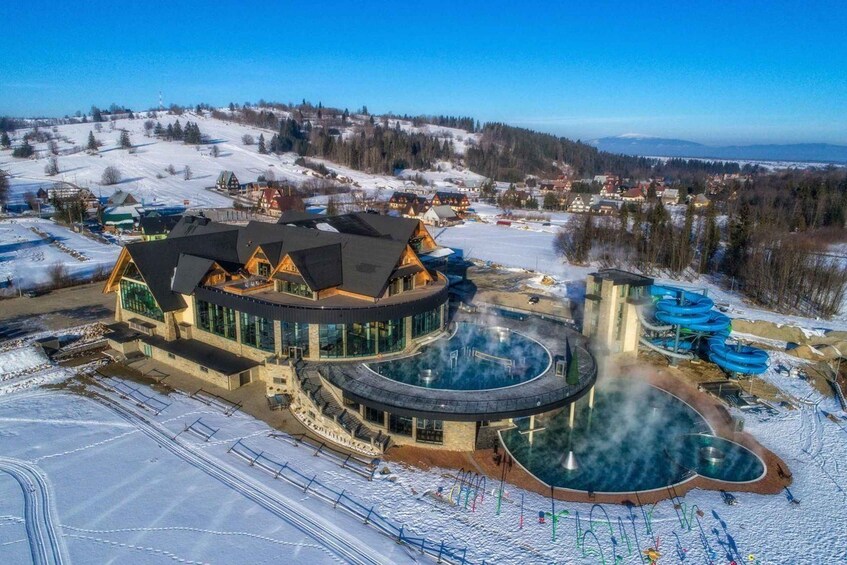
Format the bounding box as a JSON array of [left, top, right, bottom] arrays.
[[314, 315, 597, 421]]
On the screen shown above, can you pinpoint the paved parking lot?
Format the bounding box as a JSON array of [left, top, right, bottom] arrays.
[[0, 282, 114, 341]]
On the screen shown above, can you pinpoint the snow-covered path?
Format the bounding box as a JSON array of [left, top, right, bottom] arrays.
[[0, 457, 68, 565]]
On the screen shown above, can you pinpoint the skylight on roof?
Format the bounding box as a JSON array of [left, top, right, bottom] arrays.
[[315, 222, 339, 233]]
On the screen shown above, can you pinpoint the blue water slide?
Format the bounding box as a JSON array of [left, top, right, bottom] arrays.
[[709, 342, 769, 374], [650, 338, 695, 351], [645, 284, 769, 375]]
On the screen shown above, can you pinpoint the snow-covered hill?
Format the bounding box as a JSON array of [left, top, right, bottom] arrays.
[[0, 111, 484, 210]]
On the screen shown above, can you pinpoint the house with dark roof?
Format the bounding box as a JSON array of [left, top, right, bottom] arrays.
[[107, 190, 139, 207], [431, 192, 470, 213], [256, 188, 305, 216], [216, 170, 241, 193], [388, 191, 427, 211]]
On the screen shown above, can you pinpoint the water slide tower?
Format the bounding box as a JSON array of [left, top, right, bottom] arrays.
[[582, 269, 654, 355]]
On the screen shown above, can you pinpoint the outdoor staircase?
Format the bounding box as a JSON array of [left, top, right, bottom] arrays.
[[296, 366, 390, 452]]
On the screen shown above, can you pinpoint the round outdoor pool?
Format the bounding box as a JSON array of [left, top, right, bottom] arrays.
[[500, 379, 765, 493], [366, 322, 551, 391]]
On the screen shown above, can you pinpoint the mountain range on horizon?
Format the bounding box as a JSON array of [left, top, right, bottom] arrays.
[[589, 134, 847, 164]]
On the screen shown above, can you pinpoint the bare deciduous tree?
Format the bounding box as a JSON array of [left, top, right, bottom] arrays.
[[101, 166, 122, 185], [44, 157, 59, 176]]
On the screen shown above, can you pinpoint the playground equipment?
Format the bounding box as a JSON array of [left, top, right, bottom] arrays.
[[639, 285, 769, 375], [448, 469, 486, 510]]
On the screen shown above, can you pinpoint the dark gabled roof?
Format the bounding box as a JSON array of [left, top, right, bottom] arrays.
[[277, 210, 319, 223], [171, 254, 216, 295], [278, 213, 382, 238], [246, 219, 408, 297], [216, 170, 238, 185], [287, 243, 343, 291], [168, 215, 238, 239], [107, 190, 138, 206], [276, 211, 420, 245], [123, 214, 424, 310], [434, 191, 468, 202], [351, 212, 420, 244], [139, 214, 181, 236], [125, 229, 241, 311]]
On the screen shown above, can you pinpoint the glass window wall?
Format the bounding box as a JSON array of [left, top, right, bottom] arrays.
[[240, 312, 275, 351], [282, 321, 310, 358], [195, 299, 236, 340], [378, 318, 405, 354], [120, 279, 164, 321], [319, 324, 345, 358], [346, 321, 377, 357], [412, 308, 441, 338]]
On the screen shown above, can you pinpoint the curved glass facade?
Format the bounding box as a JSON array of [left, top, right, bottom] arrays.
[[412, 307, 442, 338], [183, 296, 445, 361]]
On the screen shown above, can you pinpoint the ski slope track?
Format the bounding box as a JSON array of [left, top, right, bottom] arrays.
[[87, 388, 393, 565], [0, 457, 68, 565]]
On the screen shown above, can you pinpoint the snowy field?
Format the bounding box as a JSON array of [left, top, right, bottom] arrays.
[[0, 112, 481, 213], [0, 218, 120, 289], [436, 204, 847, 331], [0, 334, 844, 564]]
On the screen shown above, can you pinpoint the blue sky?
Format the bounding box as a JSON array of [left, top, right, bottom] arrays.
[[1, 0, 845, 145]]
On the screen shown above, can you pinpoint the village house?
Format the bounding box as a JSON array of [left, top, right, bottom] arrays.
[[620, 187, 645, 204], [256, 188, 305, 217], [421, 205, 462, 227], [431, 192, 470, 213], [601, 184, 620, 200], [47, 183, 100, 211], [564, 193, 590, 213], [106, 189, 139, 207], [401, 201, 428, 219], [388, 191, 428, 211], [691, 193, 711, 209], [661, 188, 680, 206], [591, 199, 622, 216], [216, 170, 241, 193]]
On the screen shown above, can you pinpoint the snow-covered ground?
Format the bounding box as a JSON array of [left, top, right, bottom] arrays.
[[0, 218, 120, 289], [0, 335, 843, 563], [437, 203, 847, 331], [0, 112, 485, 213]]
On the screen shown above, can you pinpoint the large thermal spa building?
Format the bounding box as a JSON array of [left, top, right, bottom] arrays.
[[104, 212, 596, 454]]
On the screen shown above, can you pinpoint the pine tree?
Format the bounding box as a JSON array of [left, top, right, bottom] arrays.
[[87, 131, 98, 151], [672, 202, 695, 274], [154, 122, 164, 137], [257, 134, 267, 154], [166, 124, 174, 140], [699, 202, 720, 274], [119, 130, 131, 149], [0, 132, 9, 148], [172, 120, 183, 140], [722, 201, 752, 278]]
